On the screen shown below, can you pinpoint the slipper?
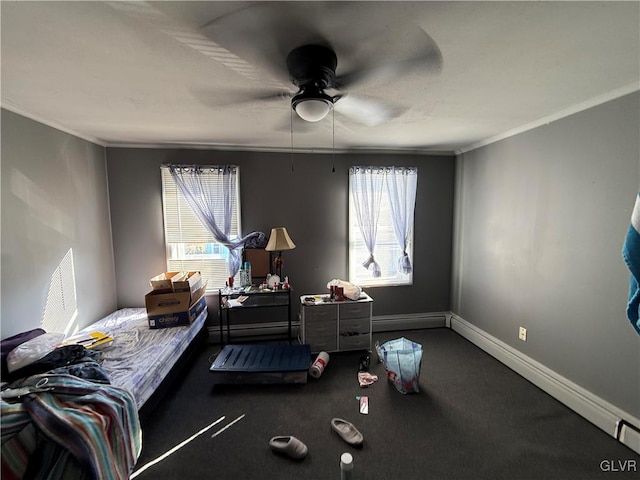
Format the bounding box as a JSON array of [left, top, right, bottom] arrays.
[[331, 418, 364, 447], [269, 436, 308, 460]]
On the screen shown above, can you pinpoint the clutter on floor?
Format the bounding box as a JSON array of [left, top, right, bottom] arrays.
[[331, 418, 364, 447], [268, 436, 308, 460], [309, 351, 330, 378], [209, 344, 311, 385], [340, 452, 354, 480], [358, 396, 369, 414], [375, 337, 423, 394], [223, 336, 423, 472], [357, 372, 378, 386]]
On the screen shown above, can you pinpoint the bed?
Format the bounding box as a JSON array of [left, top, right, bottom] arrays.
[[77, 307, 208, 420], [1, 307, 208, 479]]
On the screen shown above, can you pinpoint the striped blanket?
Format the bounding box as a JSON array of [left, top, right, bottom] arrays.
[[1, 374, 141, 480], [622, 192, 640, 335]]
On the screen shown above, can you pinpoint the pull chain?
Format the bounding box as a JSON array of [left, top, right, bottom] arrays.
[[332, 105, 335, 173], [290, 107, 294, 172]]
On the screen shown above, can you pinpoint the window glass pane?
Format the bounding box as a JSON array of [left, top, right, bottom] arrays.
[[161, 167, 241, 291], [349, 168, 414, 287]]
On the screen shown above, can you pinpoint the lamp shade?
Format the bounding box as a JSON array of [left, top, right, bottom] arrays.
[[265, 227, 296, 252]]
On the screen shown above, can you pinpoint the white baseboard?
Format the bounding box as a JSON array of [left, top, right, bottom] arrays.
[[372, 312, 447, 332], [450, 313, 640, 454]]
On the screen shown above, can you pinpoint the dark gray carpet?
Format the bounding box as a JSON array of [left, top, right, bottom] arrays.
[[133, 328, 639, 479]]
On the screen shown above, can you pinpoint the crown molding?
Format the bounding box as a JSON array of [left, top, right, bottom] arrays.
[[1, 100, 108, 147], [456, 82, 640, 155], [106, 142, 454, 156]]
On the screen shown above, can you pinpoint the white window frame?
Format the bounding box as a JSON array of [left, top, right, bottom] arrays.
[[161, 166, 242, 292], [348, 167, 415, 287]]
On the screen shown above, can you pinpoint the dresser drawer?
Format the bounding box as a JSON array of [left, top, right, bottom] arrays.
[[306, 334, 338, 353], [304, 319, 337, 337], [339, 302, 370, 320], [339, 317, 370, 335], [338, 333, 371, 351], [303, 304, 338, 323]]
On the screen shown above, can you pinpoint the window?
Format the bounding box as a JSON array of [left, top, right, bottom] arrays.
[[161, 166, 241, 291], [349, 166, 417, 287]]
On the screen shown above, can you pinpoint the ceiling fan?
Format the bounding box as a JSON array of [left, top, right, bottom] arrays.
[[287, 44, 341, 123], [209, 41, 442, 127], [198, 3, 443, 127]]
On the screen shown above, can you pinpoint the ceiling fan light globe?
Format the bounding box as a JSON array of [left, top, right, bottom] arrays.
[[294, 99, 332, 122]]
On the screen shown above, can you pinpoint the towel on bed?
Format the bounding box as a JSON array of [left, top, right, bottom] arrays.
[[622, 192, 640, 336], [1, 374, 141, 480]]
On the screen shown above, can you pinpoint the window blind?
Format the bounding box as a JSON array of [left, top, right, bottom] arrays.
[[161, 166, 241, 291]]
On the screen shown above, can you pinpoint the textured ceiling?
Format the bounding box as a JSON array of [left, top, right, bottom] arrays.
[[1, 1, 638, 153]]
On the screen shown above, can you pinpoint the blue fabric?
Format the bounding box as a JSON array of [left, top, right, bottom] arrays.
[[622, 192, 640, 335]]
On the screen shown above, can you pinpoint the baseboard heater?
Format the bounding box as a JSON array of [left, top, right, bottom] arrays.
[[615, 419, 640, 450], [372, 312, 447, 332]]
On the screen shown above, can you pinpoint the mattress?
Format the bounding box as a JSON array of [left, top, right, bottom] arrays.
[[77, 307, 207, 409]]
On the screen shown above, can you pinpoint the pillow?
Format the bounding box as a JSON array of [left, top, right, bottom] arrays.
[[7, 333, 65, 374], [1, 328, 46, 379]]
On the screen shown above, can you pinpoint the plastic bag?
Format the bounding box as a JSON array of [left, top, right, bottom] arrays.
[[326, 279, 362, 301], [1, 328, 46, 377], [7, 332, 65, 373], [375, 337, 423, 394]]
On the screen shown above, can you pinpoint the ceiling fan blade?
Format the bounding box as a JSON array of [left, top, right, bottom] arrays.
[[328, 19, 443, 90], [335, 47, 442, 90], [190, 88, 293, 108], [334, 95, 405, 127], [201, 3, 332, 85]]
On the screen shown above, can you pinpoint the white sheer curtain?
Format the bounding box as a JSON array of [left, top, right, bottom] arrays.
[[385, 166, 418, 274], [168, 165, 261, 277], [349, 166, 385, 277]]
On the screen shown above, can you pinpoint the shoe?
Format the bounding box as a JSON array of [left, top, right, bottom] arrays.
[[331, 418, 364, 447], [269, 436, 308, 460]]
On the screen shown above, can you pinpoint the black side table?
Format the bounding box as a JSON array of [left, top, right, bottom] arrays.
[[218, 287, 292, 344]]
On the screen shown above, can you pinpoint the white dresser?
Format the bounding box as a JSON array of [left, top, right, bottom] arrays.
[[299, 292, 373, 353]]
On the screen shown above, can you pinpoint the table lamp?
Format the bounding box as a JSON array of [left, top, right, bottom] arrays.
[[265, 227, 296, 279]]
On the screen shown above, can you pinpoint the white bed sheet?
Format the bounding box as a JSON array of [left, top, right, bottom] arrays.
[[77, 308, 207, 409]]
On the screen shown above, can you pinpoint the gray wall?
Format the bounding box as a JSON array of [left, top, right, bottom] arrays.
[[1, 109, 117, 339], [453, 92, 640, 416], [106, 148, 455, 322]]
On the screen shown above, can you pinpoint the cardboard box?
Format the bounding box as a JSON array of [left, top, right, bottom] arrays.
[[146, 283, 207, 329], [149, 272, 182, 292], [150, 271, 202, 296], [172, 271, 202, 296]]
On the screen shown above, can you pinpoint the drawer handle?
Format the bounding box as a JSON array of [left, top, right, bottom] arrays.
[[339, 331, 362, 337]]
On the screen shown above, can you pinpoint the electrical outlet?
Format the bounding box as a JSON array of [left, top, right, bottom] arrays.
[[519, 327, 527, 342]]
